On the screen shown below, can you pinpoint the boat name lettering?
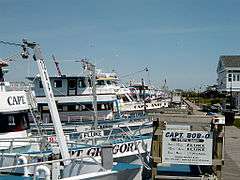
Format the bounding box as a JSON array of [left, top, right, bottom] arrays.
[[72, 141, 141, 157], [7, 96, 26, 106], [134, 105, 148, 109], [87, 141, 141, 157], [151, 103, 160, 107]]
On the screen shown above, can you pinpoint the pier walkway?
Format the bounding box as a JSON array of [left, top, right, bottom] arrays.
[[182, 98, 201, 111], [223, 126, 240, 180]]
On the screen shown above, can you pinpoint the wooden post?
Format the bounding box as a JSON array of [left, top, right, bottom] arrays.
[[212, 120, 224, 180], [216, 124, 223, 179], [151, 118, 166, 180]]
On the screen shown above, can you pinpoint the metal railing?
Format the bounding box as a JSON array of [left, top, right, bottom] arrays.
[[0, 154, 111, 179]]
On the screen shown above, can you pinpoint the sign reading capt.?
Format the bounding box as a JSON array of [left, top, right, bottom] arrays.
[[162, 130, 213, 165], [0, 91, 29, 112], [7, 96, 26, 106]]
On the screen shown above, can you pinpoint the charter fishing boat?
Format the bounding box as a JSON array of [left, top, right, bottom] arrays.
[[27, 60, 155, 143], [27, 74, 117, 123], [0, 40, 151, 179], [28, 63, 170, 123], [0, 60, 33, 152]]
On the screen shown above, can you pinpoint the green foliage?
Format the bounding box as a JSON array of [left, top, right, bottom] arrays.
[[234, 118, 240, 129], [187, 97, 224, 106]]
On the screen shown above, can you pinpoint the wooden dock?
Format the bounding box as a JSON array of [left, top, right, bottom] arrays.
[[149, 98, 240, 179], [223, 126, 240, 180], [150, 114, 222, 179], [182, 99, 240, 179]]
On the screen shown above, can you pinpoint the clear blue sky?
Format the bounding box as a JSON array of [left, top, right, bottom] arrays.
[[1, 0, 240, 89]]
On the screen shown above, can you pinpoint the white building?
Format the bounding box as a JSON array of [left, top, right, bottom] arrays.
[[217, 55, 240, 110]]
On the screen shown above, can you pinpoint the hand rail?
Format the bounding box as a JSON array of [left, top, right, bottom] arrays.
[[0, 155, 107, 171]]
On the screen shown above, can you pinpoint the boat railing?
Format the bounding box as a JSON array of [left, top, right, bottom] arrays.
[[51, 84, 115, 96], [65, 124, 152, 171], [0, 136, 89, 153], [64, 114, 111, 122], [39, 119, 152, 170], [54, 117, 151, 140], [0, 154, 112, 179], [104, 121, 152, 170], [96, 87, 115, 94], [0, 137, 39, 153]]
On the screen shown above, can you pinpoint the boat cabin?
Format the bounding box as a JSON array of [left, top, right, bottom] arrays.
[[28, 75, 118, 122], [0, 89, 30, 151]]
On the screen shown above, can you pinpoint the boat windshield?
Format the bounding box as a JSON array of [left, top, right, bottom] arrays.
[[0, 112, 29, 133]]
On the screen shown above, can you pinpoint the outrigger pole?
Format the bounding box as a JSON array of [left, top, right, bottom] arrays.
[[21, 40, 71, 165]]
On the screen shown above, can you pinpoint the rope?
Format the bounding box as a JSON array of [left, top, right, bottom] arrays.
[[0, 40, 22, 47], [2, 53, 21, 62], [120, 67, 149, 78]]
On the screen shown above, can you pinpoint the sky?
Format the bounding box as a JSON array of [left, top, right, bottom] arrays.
[[1, 0, 240, 90]]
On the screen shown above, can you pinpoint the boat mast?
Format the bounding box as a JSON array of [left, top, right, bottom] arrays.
[[0, 61, 7, 82], [52, 54, 62, 77], [80, 59, 98, 129], [21, 40, 70, 165], [0, 60, 8, 92]]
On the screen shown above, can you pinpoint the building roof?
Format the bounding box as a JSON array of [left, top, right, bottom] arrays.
[[220, 56, 240, 68]]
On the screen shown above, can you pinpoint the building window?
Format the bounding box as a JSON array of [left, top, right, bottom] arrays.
[[106, 80, 111, 85], [39, 81, 43, 88], [79, 79, 86, 88], [96, 80, 105, 86], [238, 74, 240, 81], [68, 105, 76, 111], [57, 104, 63, 111], [88, 79, 92, 87], [42, 105, 49, 111], [233, 74, 236, 81], [68, 79, 76, 89], [228, 74, 232, 82], [54, 80, 62, 88], [8, 116, 15, 126]]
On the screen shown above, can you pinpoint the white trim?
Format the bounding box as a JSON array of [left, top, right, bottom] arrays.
[[61, 170, 117, 180]]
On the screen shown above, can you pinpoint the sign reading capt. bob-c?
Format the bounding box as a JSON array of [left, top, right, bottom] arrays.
[[162, 130, 213, 165]]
